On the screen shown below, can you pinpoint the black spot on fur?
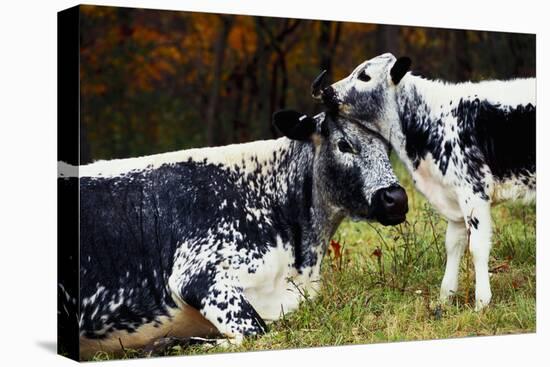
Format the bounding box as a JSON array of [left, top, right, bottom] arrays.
[[321, 86, 340, 111], [399, 86, 444, 169], [452, 98, 536, 180], [344, 85, 385, 122], [231, 295, 268, 335], [180, 268, 217, 310], [438, 141, 453, 175], [468, 216, 480, 230]]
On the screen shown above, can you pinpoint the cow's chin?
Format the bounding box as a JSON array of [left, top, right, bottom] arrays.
[[350, 213, 406, 226], [349, 215, 368, 223], [376, 214, 407, 226], [349, 210, 373, 222]]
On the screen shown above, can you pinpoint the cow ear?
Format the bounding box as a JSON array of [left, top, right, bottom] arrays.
[[272, 110, 317, 141], [390, 56, 411, 84]]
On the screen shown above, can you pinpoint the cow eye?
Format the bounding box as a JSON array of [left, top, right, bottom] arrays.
[[358, 71, 371, 82], [337, 140, 354, 154]]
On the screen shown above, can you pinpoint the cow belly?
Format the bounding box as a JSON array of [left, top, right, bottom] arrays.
[[412, 162, 463, 222], [491, 176, 536, 204], [79, 304, 218, 359]]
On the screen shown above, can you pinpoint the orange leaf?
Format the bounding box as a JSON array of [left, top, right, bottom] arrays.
[[372, 247, 382, 258], [330, 240, 342, 261]]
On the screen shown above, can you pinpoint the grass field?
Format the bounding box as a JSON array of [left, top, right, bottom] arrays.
[[90, 157, 536, 361]]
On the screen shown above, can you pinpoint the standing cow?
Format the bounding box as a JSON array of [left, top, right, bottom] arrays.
[[58, 110, 408, 358], [313, 53, 535, 310]]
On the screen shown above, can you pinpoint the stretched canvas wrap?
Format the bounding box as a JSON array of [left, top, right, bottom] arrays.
[[57, 4, 536, 362]]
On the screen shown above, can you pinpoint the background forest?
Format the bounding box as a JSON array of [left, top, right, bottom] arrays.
[[79, 5, 535, 163]]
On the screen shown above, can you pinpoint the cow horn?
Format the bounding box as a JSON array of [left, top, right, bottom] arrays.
[[311, 69, 327, 100]]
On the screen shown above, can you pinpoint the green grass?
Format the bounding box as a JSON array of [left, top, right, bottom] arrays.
[[90, 157, 536, 361]]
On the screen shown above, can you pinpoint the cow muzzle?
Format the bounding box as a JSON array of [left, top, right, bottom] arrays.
[[311, 70, 340, 111], [311, 69, 327, 99], [370, 185, 408, 226]]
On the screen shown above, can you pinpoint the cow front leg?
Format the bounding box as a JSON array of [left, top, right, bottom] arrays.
[[460, 198, 493, 310], [200, 284, 268, 343], [440, 220, 468, 302], [175, 273, 268, 343]]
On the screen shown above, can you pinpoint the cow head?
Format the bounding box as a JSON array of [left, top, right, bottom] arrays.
[[311, 53, 411, 142], [273, 110, 408, 225]]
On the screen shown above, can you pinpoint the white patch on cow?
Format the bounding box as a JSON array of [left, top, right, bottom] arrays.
[[108, 288, 125, 312], [412, 157, 463, 222], [439, 220, 467, 301], [403, 73, 535, 110], [58, 161, 78, 178], [82, 285, 106, 307], [63, 138, 291, 178], [239, 235, 322, 321]]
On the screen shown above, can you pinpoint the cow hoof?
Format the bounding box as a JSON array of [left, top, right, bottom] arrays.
[[215, 334, 244, 348], [474, 287, 492, 311], [474, 299, 491, 311], [439, 288, 456, 304]]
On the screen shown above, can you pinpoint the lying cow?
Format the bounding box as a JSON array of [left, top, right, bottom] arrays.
[[313, 53, 535, 310], [58, 110, 408, 358]]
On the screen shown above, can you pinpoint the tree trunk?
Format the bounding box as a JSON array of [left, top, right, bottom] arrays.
[[454, 30, 472, 81], [318, 21, 341, 84], [79, 121, 92, 164], [376, 25, 399, 55], [269, 59, 279, 137], [205, 15, 233, 146], [254, 19, 271, 139]]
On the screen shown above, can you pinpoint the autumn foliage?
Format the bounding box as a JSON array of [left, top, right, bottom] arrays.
[[78, 5, 535, 163]]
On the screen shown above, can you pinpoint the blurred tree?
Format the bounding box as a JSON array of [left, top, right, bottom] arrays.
[[453, 30, 473, 81], [376, 24, 399, 55], [78, 5, 535, 162], [205, 15, 234, 146], [257, 18, 302, 136], [318, 21, 342, 84]]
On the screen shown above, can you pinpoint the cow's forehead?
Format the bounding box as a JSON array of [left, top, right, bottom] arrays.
[[352, 53, 395, 73], [314, 113, 386, 148]]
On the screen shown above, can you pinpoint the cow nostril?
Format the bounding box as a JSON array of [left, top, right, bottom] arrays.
[[382, 190, 395, 205], [372, 186, 408, 225], [378, 186, 408, 213]]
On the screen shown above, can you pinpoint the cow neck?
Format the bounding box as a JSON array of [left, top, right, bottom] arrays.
[[274, 140, 344, 271], [392, 73, 441, 172]]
